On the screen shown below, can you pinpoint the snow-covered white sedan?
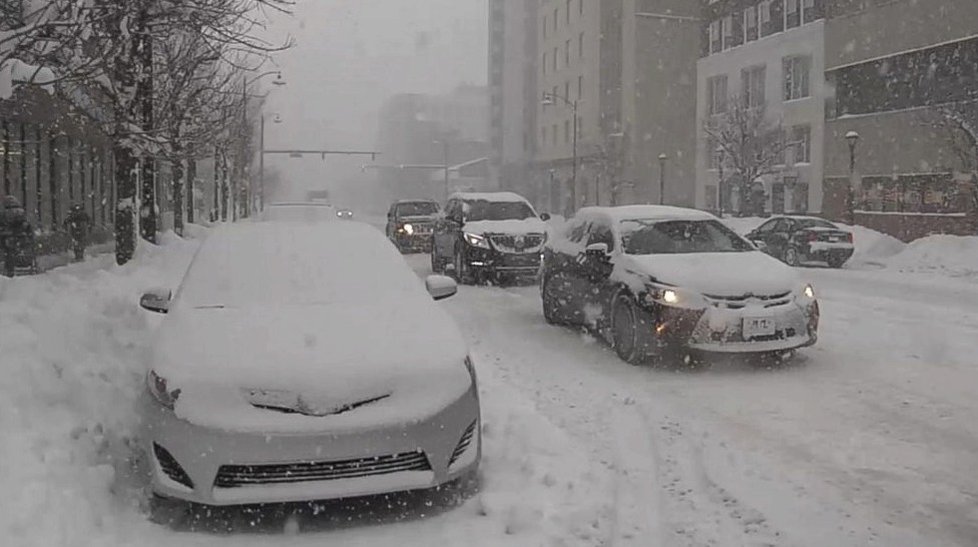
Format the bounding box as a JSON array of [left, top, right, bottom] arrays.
[[138, 221, 480, 509], [541, 206, 819, 364]]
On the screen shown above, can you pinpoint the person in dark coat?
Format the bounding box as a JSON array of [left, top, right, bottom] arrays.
[[64, 204, 92, 261], [1, 196, 33, 277]]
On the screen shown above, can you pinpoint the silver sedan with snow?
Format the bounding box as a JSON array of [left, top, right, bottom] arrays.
[[541, 206, 819, 364], [138, 222, 480, 508]]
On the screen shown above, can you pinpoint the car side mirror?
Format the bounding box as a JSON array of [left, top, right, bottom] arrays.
[[540, 213, 552, 222], [140, 289, 172, 314], [585, 242, 610, 260], [425, 275, 458, 301]]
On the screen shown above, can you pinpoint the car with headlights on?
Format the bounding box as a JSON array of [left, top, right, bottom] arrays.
[[540, 206, 819, 364], [138, 221, 480, 511], [745, 216, 854, 268], [431, 192, 550, 284], [386, 199, 441, 253]]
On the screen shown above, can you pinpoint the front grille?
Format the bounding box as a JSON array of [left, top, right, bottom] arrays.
[[154, 443, 194, 489], [449, 421, 477, 467], [704, 291, 792, 310], [214, 451, 431, 488], [490, 233, 545, 254], [409, 223, 433, 234]]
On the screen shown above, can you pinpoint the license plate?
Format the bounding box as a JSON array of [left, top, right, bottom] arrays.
[[743, 316, 776, 339], [828, 236, 840, 242]]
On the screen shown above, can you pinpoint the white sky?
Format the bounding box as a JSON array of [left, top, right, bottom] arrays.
[[260, 0, 488, 203]]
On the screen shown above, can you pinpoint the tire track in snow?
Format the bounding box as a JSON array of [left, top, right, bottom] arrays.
[[609, 405, 666, 546]]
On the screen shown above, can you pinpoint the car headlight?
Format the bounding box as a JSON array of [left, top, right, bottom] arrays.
[[804, 284, 815, 299], [147, 370, 181, 410], [463, 232, 490, 249], [403, 223, 414, 235], [795, 283, 816, 303], [642, 284, 706, 309]]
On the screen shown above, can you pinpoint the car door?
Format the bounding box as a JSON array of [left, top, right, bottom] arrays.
[[580, 220, 617, 331], [748, 219, 778, 253], [767, 218, 793, 257], [543, 218, 590, 320]]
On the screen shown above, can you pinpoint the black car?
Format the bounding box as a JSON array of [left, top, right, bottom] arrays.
[[746, 216, 854, 268], [431, 192, 549, 284], [386, 200, 441, 253]]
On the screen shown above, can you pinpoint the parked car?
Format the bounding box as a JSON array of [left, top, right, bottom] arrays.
[[386, 199, 441, 253], [139, 221, 480, 511], [259, 201, 337, 223], [745, 216, 854, 268], [431, 192, 550, 285], [540, 206, 819, 364]]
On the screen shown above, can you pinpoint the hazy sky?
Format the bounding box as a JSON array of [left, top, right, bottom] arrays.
[[260, 0, 488, 202]]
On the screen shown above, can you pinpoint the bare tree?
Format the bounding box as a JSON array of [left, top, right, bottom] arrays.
[[704, 99, 790, 214], [920, 101, 978, 220]]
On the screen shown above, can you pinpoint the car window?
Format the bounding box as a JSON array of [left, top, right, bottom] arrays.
[[396, 202, 439, 216], [587, 222, 615, 252], [464, 200, 536, 221], [566, 219, 589, 243], [795, 218, 837, 229], [756, 220, 778, 233]]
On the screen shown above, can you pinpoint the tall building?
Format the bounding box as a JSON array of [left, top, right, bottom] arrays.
[[695, 0, 827, 215], [488, 0, 539, 202], [533, 0, 701, 214], [823, 0, 978, 239]]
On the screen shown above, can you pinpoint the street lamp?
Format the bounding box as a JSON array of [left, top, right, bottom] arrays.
[[240, 71, 286, 216], [845, 130, 860, 225], [249, 73, 287, 212], [657, 153, 668, 205], [542, 92, 578, 215], [716, 146, 726, 218]]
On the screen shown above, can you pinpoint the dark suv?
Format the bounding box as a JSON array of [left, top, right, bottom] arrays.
[[386, 200, 441, 253], [431, 192, 549, 284], [745, 216, 854, 268]]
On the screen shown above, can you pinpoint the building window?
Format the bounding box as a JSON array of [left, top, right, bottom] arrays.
[[725, 14, 743, 49], [565, 39, 571, 67], [785, 0, 800, 29], [761, 0, 784, 37], [565, 0, 571, 24], [791, 182, 809, 213], [707, 75, 728, 115], [553, 47, 558, 71], [579, 0, 583, 16], [579, 32, 584, 59], [577, 75, 583, 99], [553, 8, 558, 31], [542, 15, 547, 39], [783, 55, 811, 100], [709, 19, 721, 54], [542, 53, 547, 75], [707, 136, 719, 169], [791, 125, 811, 164], [745, 6, 758, 42], [741, 65, 766, 108], [802, 0, 823, 23]]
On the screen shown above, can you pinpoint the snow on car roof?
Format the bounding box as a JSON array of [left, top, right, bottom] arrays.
[[395, 199, 438, 204], [178, 221, 420, 308], [578, 205, 717, 223], [450, 191, 530, 203]]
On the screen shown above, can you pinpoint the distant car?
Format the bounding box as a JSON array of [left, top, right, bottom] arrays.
[[431, 192, 550, 285], [260, 201, 337, 223], [745, 216, 854, 268], [336, 208, 354, 220], [138, 222, 480, 510], [386, 199, 441, 253], [541, 206, 819, 364]]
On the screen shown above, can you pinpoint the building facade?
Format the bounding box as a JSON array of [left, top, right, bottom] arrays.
[[823, 0, 978, 239], [695, 0, 826, 215], [530, 0, 701, 215]]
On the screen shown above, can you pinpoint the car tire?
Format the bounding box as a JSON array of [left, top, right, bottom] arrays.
[[827, 255, 846, 269], [453, 248, 472, 285], [611, 295, 645, 365], [542, 275, 569, 325], [783, 246, 800, 267], [148, 494, 191, 527]]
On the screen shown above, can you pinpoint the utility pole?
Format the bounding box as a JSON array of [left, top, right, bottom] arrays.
[[658, 153, 668, 205]]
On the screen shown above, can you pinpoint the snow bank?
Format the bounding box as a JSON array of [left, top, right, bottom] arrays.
[[0, 234, 201, 547], [884, 234, 978, 279]]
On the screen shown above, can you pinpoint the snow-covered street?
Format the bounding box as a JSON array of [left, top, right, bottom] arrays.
[[3, 228, 978, 546]]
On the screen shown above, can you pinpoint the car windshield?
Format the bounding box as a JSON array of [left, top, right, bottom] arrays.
[[397, 202, 439, 216], [622, 219, 755, 254], [464, 200, 536, 221]]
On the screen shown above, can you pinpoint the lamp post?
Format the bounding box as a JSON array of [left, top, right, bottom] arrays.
[[243, 72, 286, 213], [845, 130, 860, 225], [542, 92, 578, 214], [657, 153, 668, 205], [716, 146, 725, 218]]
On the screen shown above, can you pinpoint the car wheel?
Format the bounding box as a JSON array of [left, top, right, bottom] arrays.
[[783, 246, 800, 267], [542, 275, 569, 325], [453, 248, 471, 285], [148, 494, 191, 527], [611, 295, 644, 365], [827, 255, 846, 269]]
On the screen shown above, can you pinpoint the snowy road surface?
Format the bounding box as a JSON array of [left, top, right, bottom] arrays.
[[3, 229, 978, 546]]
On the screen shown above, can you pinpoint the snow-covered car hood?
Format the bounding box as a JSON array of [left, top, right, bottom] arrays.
[[464, 218, 547, 235], [621, 251, 799, 297], [150, 298, 471, 433]]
